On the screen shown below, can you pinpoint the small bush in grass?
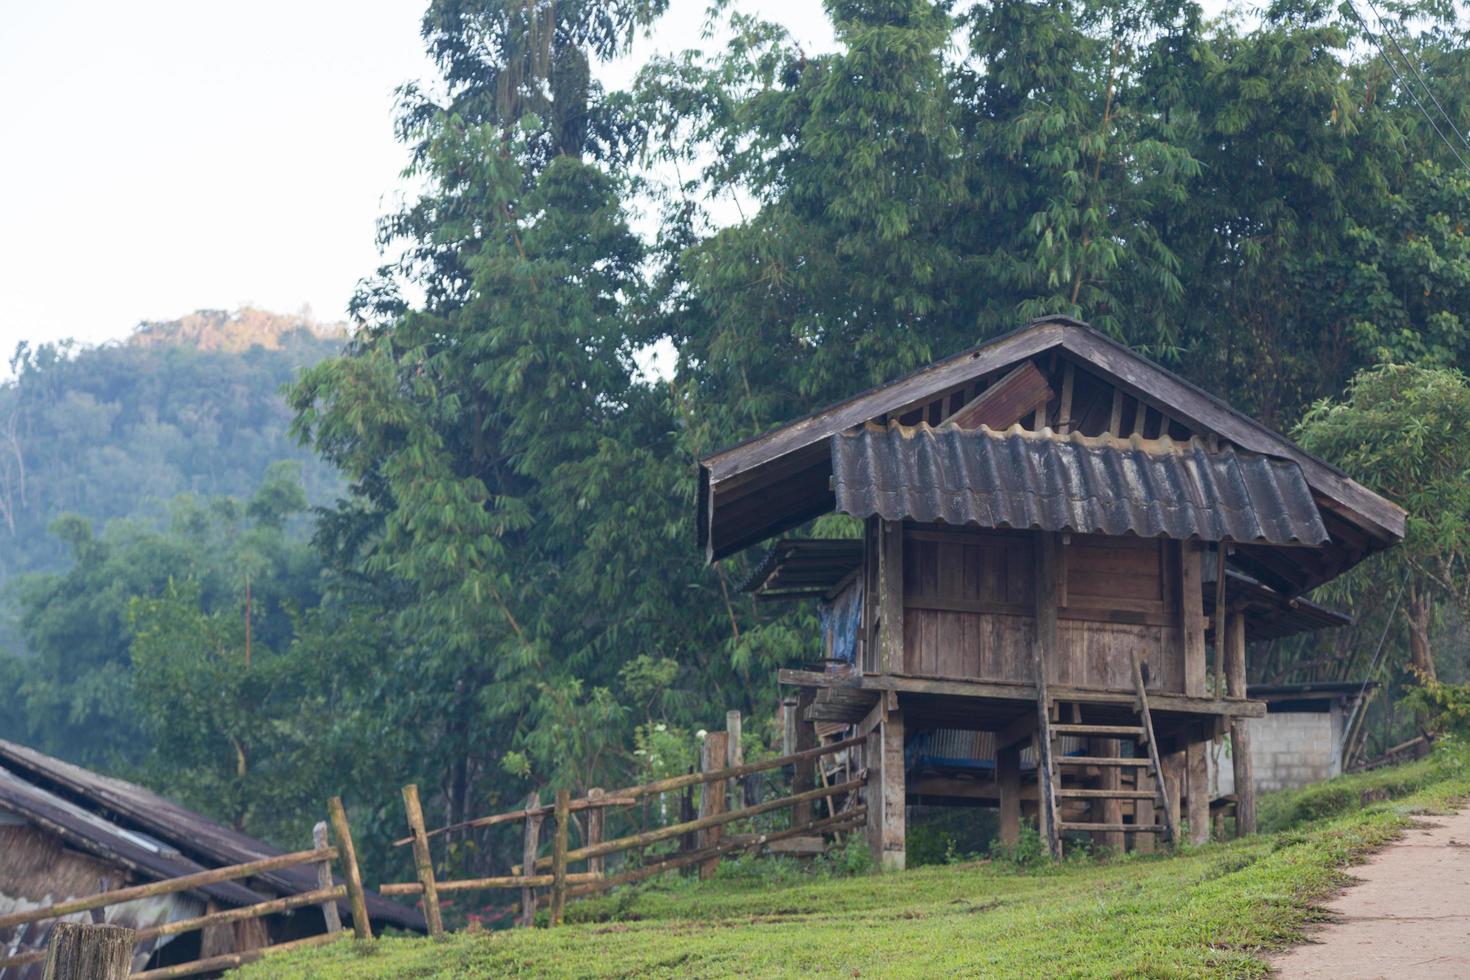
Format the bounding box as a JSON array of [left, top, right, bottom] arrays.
[[989, 826, 1047, 868]]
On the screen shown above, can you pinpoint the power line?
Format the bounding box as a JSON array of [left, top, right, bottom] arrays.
[[1362, 0, 1470, 159], [1345, 0, 1470, 173]]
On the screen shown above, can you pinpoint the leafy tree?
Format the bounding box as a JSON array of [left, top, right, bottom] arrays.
[[1296, 362, 1470, 682]]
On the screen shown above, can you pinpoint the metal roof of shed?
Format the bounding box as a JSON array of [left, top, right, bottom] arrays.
[[0, 740, 423, 932], [831, 422, 1329, 547]]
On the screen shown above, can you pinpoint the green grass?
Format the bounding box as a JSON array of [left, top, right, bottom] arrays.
[[241, 745, 1470, 978]]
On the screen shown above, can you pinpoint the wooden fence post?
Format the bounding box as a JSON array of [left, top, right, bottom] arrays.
[[327, 797, 373, 940], [520, 791, 542, 928], [725, 710, 743, 810], [586, 789, 605, 877], [312, 822, 343, 934], [401, 784, 444, 936], [42, 922, 134, 980], [550, 789, 570, 926], [698, 732, 729, 880]]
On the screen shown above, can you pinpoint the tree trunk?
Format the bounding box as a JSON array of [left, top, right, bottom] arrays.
[[1406, 581, 1437, 683]]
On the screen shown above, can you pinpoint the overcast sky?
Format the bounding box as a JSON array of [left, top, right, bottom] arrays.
[[0, 1, 836, 353]]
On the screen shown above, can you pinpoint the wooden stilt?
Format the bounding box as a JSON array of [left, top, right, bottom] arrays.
[[997, 743, 1021, 846], [1225, 611, 1257, 835]]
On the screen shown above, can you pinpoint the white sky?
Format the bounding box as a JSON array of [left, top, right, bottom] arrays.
[[0, 1, 835, 354]]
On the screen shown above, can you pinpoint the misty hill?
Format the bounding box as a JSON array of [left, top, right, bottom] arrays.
[[0, 310, 345, 647]]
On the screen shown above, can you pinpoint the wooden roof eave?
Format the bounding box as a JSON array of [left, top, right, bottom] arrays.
[[698, 318, 1405, 562]]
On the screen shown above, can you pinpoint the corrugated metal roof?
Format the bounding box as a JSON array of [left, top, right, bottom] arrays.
[[0, 740, 424, 932], [831, 423, 1329, 547], [738, 538, 863, 597]]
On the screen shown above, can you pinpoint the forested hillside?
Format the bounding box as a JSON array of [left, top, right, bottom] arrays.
[[4, 0, 1470, 894], [0, 308, 341, 585]]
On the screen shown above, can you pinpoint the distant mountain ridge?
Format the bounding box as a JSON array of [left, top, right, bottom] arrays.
[[128, 307, 348, 353]]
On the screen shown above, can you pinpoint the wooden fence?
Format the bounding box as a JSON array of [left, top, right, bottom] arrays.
[[381, 718, 867, 931], [0, 797, 370, 979]]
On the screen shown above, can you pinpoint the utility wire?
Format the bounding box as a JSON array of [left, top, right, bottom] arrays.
[[1345, 0, 1470, 173], [1362, 0, 1470, 158]]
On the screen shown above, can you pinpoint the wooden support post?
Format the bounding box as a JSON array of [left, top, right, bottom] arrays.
[[698, 732, 729, 880], [312, 822, 342, 935], [793, 688, 817, 828], [401, 784, 443, 936], [1225, 611, 1257, 835], [1180, 542, 1207, 696], [42, 922, 134, 980], [878, 703, 906, 870], [997, 743, 1021, 846], [550, 789, 570, 926], [520, 791, 542, 928], [1163, 747, 1183, 838], [1091, 737, 1124, 853], [878, 520, 904, 673], [1187, 734, 1210, 844], [586, 789, 605, 877], [1033, 532, 1063, 861], [327, 797, 372, 940], [1057, 362, 1075, 434], [781, 698, 798, 756], [1212, 546, 1228, 695], [1133, 769, 1156, 854], [726, 710, 743, 810]]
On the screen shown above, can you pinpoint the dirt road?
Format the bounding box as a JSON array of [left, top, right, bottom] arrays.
[[1271, 806, 1470, 978]]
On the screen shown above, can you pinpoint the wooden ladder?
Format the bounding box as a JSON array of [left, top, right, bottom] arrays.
[[1036, 652, 1179, 848]]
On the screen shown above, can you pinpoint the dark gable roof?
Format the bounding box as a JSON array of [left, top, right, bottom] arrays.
[[698, 317, 1405, 595], [0, 764, 264, 907], [832, 423, 1329, 547], [0, 740, 423, 932]]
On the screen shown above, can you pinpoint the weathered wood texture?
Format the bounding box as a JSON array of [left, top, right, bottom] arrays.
[[1181, 542, 1207, 696], [1032, 533, 1063, 860], [878, 520, 904, 672], [520, 791, 541, 928], [42, 922, 134, 980], [1225, 611, 1257, 835], [1186, 735, 1210, 844], [900, 527, 1187, 693], [327, 797, 372, 940], [312, 822, 343, 934], [550, 790, 570, 926], [941, 361, 1054, 430], [400, 784, 443, 936], [997, 743, 1021, 845], [698, 732, 729, 879]]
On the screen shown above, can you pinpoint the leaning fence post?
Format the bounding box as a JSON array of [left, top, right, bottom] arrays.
[[550, 789, 570, 926], [586, 788, 606, 877], [401, 784, 444, 936], [312, 821, 343, 934], [327, 796, 373, 940], [520, 791, 542, 928], [42, 922, 135, 980]]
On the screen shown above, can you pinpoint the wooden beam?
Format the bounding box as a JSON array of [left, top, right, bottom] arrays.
[[1186, 734, 1210, 845], [1180, 542, 1207, 696], [942, 361, 1055, 431], [1057, 361, 1075, 434], [878, 520, 904, 673], [776, 669, 1268, 718], [1033, 532, 1063, 860], [1226, 612, 1257, 835]]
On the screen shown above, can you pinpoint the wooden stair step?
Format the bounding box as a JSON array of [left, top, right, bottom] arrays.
[[1058, 822, 1166, 833], [1056, 788, 1157, 800], [1050, 724, 1145, 738], [1054, 756, 1151, 767]]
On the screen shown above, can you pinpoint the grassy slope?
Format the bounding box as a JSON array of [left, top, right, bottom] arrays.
[[242, 747, 1470, 979]]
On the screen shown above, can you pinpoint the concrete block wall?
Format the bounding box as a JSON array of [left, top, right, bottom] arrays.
[[1209, 708, 1342, 798]]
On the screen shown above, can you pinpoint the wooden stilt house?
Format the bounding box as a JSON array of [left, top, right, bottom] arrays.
[[700, 317, 1404, 865]]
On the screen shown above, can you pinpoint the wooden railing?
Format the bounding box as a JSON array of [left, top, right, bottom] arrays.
[[0, 797, 371, 979], [382, 725, 867, 931]]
